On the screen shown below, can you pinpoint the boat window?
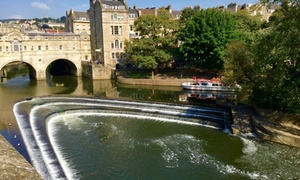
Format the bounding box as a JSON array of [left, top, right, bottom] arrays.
[[201, 82, 208, 86], [212, 84, 219, 86]]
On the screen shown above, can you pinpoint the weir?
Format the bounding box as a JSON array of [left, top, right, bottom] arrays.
[[13, 96, 233, 179]]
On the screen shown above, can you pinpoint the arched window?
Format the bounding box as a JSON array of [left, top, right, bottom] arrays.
[[115, 40, 119, 49], [12, 39, 21, 51]]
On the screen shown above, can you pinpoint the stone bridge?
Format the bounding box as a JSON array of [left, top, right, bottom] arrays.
[[0, 29, 91, 80]]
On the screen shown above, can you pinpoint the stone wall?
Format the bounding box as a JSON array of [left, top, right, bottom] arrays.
[[0, 135, 41, 179], [117, 76, 192, 86]]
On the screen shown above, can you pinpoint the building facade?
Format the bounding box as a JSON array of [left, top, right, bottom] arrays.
[[88, 0, 182, 72], [89, 0, 132, 71], [66, 9, 91, 35], [0, 24, 91, 80]]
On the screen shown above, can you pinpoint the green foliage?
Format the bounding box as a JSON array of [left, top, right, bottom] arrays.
[[179, 8, 238, 70], [223, 41, 256, 104], [251, 0, 300, 113], [223, 0, 300, 113], [223, 41, 255, 85], [125, 9, 178, 71], [234, 11, 263, 45], [126, 71, 152, 79]]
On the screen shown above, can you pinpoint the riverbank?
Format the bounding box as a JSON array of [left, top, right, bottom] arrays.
[[0, 135, 41, 179], [230, 105, 300, 148], [117, 75, 300, 148], [117, 75, 192, 86]]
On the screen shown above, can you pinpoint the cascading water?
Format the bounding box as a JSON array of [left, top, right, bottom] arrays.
[[13, 96, 300, 180], [14, 96, 230, 179]]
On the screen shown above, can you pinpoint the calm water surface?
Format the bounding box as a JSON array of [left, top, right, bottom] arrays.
[[0, 68, 299, 179]]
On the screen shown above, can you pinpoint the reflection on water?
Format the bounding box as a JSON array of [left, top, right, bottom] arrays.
[[46, 75, 78, 94]]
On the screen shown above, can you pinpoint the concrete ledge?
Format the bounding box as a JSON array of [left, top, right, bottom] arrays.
[[0, 135, 41, 179], [117, 76, 193, 86]]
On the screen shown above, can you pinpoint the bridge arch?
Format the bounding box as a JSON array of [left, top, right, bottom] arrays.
[[0, 60, 37, 79], [46, 59, 77, 76]]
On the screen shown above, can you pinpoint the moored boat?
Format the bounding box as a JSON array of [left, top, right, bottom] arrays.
[[182, 77, 234, 91]]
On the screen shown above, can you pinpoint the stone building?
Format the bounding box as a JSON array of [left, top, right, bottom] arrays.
[[88, 0, 182, 76], [226, 2, 280, 22], [227, 2, 240, 12], [0, 24, 91, 80], [89, 0, 131, 76], [65, 9, 91, 35], [243, 3, 280, 22]]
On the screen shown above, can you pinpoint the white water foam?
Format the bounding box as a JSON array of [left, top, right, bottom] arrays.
[[30, 105, 67, 180], [48, 117, 81, 180], [13, 102, 52, 179], [241, 137, 258, 156], [47, 111, 220, 179], [14, 96, 226, 179]]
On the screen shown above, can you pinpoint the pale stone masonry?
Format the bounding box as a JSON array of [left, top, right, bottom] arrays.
[[88, 0, 182, 76], [0, 135, 41, 179], [0, 25, 90, 80], [66, 9, 91, 35], [89, 0, 130, 71]]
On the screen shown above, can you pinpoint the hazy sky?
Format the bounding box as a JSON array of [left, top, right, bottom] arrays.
[[0, 0, 259, 19]]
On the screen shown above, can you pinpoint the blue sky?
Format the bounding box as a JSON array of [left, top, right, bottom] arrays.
[[0, 0, 259, 19]]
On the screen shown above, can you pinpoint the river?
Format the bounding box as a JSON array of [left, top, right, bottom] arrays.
[[0, 65, 299, 180]]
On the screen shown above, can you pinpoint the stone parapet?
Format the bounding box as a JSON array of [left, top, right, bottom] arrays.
[[0, 135, 41, 179]]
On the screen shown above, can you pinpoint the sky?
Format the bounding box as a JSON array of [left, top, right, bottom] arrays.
[[0, 0, 259, 19]]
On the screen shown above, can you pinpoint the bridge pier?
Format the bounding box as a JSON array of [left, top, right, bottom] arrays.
[[0, 69, 7, 78], [82, 62, 112, 79]]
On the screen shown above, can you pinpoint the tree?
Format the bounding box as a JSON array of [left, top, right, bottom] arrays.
[[234, 10, 263, 46], [223, 41, 256, 103], [125, 9, 179, 78], [224, 0, 300, 113], [178, 8, 237, 70], [251, 0, 300, 113]]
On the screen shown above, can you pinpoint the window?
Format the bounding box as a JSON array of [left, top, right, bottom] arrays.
[[73, 45, 76, 50], [12, 39, 20, 51], [111, 26, 122, 35], [120, 42, 123, 49], [130, 25, 133, 31], [85, 55, 88, 60], [114, 26, 119, 34], [24, 46, 27, 51], [46, 45, 48, 50], [129, 14, 137, 18], [6, 46, 9, 51], [116, 52, 120, 59], [111, 43, 114, 49], [115, 40, 119, 49], [59, 45, 62, 50], [38, 45, 41, 50], [31, 46, 34, 51], [112, 53, 115, 58], [0, 46, 2, 52], [118, 15, 123, 20]]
